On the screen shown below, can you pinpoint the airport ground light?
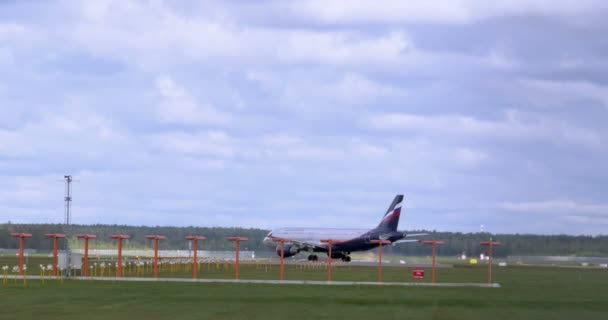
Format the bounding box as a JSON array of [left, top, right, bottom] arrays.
[[320, 239, 339, 281], [185, 236, 206, 279], [370, 240, 391, 282], [145, 235, 166, 278], [226, 237, 248, 280], [76, 234, 96, 277], [44, 233, 65, 276], [271, 237, 291, 281], [481, 241, 502, 284], [421, 240, 446, 283], [10, 233, 32, 276], [110, 235, 130, 277]]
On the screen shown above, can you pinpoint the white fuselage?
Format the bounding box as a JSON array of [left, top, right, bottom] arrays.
[[263, 227, 369, 248]]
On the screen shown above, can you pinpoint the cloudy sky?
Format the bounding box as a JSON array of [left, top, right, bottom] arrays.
[[1, 1, 607, 235]]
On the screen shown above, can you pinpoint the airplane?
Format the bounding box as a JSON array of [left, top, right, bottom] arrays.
[[262, 194, 424, 262]]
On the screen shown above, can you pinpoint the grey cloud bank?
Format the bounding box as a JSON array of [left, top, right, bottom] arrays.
[[0, 1, 607, 235]]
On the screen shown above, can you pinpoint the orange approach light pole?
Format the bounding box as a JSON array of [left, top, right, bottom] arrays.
[[320, 239, 337, 282], [11, 233, 32, 275], [480, 241, 502, 284], [185, 236, 206, 279], [227, 237, 248, 280], [145, 235, 167, 278], [76, 234, 96, 277], [370, 240, 391, 282], [44, 234, 65, 276], [272, 238, 290, 281], [110, 235, 130, 277], [421, 240, 445, 283]]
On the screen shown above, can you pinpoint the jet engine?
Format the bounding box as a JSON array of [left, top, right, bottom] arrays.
[[276, 244, 300, 257]]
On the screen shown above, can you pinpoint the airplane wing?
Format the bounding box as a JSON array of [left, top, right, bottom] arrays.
[[286, 238, 354, 251], [287, 239, 326, 251]]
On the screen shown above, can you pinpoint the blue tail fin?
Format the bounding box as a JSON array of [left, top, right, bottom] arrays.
[[376, 195, 403, 231]]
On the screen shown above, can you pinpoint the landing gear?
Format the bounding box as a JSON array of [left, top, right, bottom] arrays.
[[307, 254, 318, 261], [341, 256, 351, 262]]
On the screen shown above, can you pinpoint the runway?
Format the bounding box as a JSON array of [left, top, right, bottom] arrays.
[[281, 259, 454, 268], [5, 275, 499, 287]]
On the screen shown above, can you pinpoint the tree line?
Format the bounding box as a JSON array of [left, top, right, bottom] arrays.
[[1, 223, 607, 257]]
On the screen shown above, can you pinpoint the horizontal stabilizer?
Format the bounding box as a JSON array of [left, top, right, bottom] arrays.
[[393, 239, 420, 244], [405, 233, 428, 237]]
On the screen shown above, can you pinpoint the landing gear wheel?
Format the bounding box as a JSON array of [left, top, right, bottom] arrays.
[[344, 256, 351, 262]]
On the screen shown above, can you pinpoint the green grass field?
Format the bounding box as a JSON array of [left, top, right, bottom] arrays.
[[1, 256, 607, 319]]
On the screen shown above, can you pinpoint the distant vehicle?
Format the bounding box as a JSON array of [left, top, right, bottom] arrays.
[[262, 195, 424, 262]]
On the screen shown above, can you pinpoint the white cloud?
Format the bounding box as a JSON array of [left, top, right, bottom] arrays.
[[46, 2, 422, 70], [0, 175, 58, 204], [284, 73, 409, 110], [368, 111, 604, 148], [0, 47, 14, 68], [276, 31, 413, 66], [151, 130, 235, 158], [288, 0, 608, 25], [522, 79, 608, 109], [453, 148, 487, 166], [155, 76, 230, 125], [0, 109, 125, 158], [291, 0, 473, 24], [258, 134, 346, 161], [483, 48, 521, 69], [329, 73, 406, 103], [350, 141, 389, 158], [500, 200, 608, 216], [560, 215, 608, 229], [0, 23, 28, 41]]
